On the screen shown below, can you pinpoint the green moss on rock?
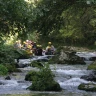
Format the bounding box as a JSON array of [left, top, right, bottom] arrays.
[[25, 70, 39, 81], [49, 46, 85, 64], [30, 61, 44, 68], [87, 61, 96, 70], [27, 64, 62, 91], [78, 83, 96, 91]]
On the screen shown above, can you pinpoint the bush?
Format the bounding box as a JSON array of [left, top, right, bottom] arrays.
[[27, 64, 61, 91], [0, 64, 8, 75], [0, 44, 19, 64], [30, 61, 44, 68], [0, 44, 30, 64], [25, 70, 39, 81], [5, 63, 21, 73]]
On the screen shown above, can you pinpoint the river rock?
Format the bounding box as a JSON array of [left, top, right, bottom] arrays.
[[89, 57, 96, 61], [81, 60, 96, 81], [49, 46, 85, 64], [78, 83, 96, 91], [28, 81, 62, 91], [5, 76, 11, 80], [87, 60, 96, 70], [0, 82, 4, 85], [81, 71, 96, 81]]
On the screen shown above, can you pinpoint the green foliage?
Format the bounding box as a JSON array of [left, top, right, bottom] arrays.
[[0, 64, 8, 75], [15, 49, 30, 59], [87, 63, 96, 70], [30, 0, 96, 46], [31, 0, 75, 35], [0, 42, 32, 65], [5, 63, 21, 73], [78, 83, 96, 91], [28, 64, 61, 91], [1, 0, 96, 47], [30, 61, 44, 68], [0, 0, 31, 40], [0, 44, 19, 64], [25, 70, 39, 81]]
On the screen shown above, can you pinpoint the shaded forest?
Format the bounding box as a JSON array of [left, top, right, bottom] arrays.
[[0, 0, 96, 46]]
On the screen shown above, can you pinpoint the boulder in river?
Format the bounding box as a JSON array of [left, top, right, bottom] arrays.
[[81, 61, 96, 82], [27, 64, 62, 91], [78, 83, 96, 91], [0, 82, 4, 85], [81, 70, 96, 82], [87, 60, 96, 70], [49, 46, 85, 64], [5, 76, 11, 80]]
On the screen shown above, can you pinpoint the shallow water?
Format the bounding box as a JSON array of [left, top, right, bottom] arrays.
[[0, 52, 96, 96]]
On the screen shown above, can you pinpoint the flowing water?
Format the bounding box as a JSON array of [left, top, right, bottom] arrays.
[[0, 52, 96, 96]]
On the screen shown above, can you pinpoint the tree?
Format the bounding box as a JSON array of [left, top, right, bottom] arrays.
[[30, 0, 96, 46], [0, 0, 29, 40]]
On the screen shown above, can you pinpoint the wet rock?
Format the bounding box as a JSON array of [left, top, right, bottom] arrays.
[[81, 71, 96, 81], [89, 57, 96, 61], [5, 76, 11, 80], [36, 58, 48, 62], [30, 61, 44, 68], [49, 46, 85, 64], [18, 63, 29, 68], [12, 73, 17, 76], [17, 55, 53, 68], [78, 83, 96, 91], [27, 64, 62, 91], [0, 82, 4, 85], [87, 61, 96, 70]]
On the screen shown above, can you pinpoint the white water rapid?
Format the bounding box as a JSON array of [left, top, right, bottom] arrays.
[[0, 52, 96, 96]]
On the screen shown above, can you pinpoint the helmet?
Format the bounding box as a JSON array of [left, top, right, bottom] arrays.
[[37, 45, 39, 47], [48, 42, 52, 45]]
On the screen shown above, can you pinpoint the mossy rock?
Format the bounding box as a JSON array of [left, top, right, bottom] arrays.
[[27, 64, 62, 91], [49, 46, 85, 64], [87, 61, 96, 70], [78, 83, 96, 91], [30, 61, 44, 68], [48, 55, 59, 64], [25, 70, 39, 81], [28, 81, 62, 91]]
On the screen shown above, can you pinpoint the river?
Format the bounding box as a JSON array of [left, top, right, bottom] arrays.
[[0, 52, 96, 96]]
